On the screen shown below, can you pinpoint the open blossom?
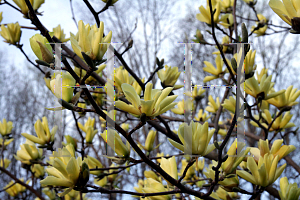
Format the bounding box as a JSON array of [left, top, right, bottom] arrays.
[[22, 117, 57, 145], [40, 144, 89, 196], [70, 20, 112, 61], [168, 121, 217, 156], [115, 83, 178, 118], [237, 154, 286, 187]]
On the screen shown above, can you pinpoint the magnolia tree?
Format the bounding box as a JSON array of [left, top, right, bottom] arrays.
[[0, 0, 300, 199]]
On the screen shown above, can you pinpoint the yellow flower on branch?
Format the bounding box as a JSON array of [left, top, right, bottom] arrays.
[[0, 118, 13, 136], [12, 0, 45, 15], [221, 96, 236, 114], [250, 139, 296, 162], [77, 117, 98, 144], [168, 121, 216, 156], [237, 154, 286, 187], [14, 140, 43, 164], [40, 144, 89, 196], [251, 14, 268, 36], [279, 177, 300, 200], [115, 83, 178, 118], [157, 65, 183, 90], [205, 95, 220, 113], [245, 74, 285, 100], [21, 117, 57, 145], [100, 129, 130, 158], [139, 130, 160, 152], [194, 109, 211, 122], [266, 85, 300, 109], [31, 164, 44, 178], [203, 55, 224, 83], [4, 179, 26, 197], [179, 159, 196, 181], [196, 1, 221, 25], [70, 20, 112, 61], [86, 156, 103, 176], [52, 24, 69, 42], [269, 0, 300, 31], [160, 156, 178, 181], [250, 110, 295, 131], [111, 66, 144, 96], [256, 68, 268, 84], [0, 22, 21, 44], [0, 158, 11, 168]]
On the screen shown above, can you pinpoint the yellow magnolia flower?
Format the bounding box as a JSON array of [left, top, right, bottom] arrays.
[[223, 138, 250, 174], [196, 1, 221, 25], [115, 83, 178, 118], [219, 14, 234, 29], [250, 139, 296, 162], [160, 156, 178, 181], [243, 49, 257, 75], [0, 158, 11, 168], [31, 164, 44, 178], [237, 154, 286, 187], [205, 95, 220, 113], [279, 177, 300, 200], [86, 155, 103, 176], [14, 140, 43, 164], [139, 130, 159, 152], [168, 121, 216, 156], [269, 0, 300, 29], [4, 179, 26, 197], [52, 24, 69, 42], [157, 65, 183, 89], [50, 72, 76, 103], [195, 109, 211, 122], [171, 99, 193, 115], [221, 96, 236, 114], [250, 110, 295, 131], [74, 64, 106, 85], [30, 34, 53, 63], [13, 0, 44, 15], [214, 187, 239, 200], [78, 117, 98, 143], [22, 117, 57, 145], [111, 66, 144, 96], [203, 55, 224, 83], [251, 14, 268, 36], [101, 129, 130, 158], [186, 85, 206, 100], [143, 178, 171, 200], [266, 85, 300, 109], [245, 74, 285, 100], [40, 144, 89, 196], [70, 20, 112, 61], [0, 22, 21, 44], [0, 118, 13, 136]]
